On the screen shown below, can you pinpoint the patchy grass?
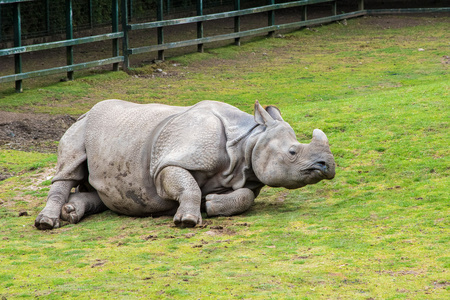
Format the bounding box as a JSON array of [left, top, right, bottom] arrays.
[[0, 15, 449, 299], [0, 150, 56, 174]]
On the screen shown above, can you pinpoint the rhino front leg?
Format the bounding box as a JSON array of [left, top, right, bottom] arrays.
[[35, 180, 76, 230], [205, 188, 255, 217], [156, 166, 202, 228], [61, 191, 107, 224]]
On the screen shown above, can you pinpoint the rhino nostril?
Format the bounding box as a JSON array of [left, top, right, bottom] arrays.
[[317, 161, 326, 167], [315, 161, 328, 174]]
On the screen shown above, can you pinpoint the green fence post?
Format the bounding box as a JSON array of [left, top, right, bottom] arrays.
[[301, 4, 307, 22], [197, 0, 203, 53], [89, 0, 93, 28], [268, 0, 275, 37], [358, 0, 364, 11], [121, 0, 129, 70], [66, 0, 74, 80], [331, 1, 337, 16], [0, 5, 2, 43], [157, 0, 164, 60], [112, 0, 119, 71], [46, 0, 50, 35], [129, 0, 133, 21], [13, 1, 22, 92], [234, 0, 240, 46]]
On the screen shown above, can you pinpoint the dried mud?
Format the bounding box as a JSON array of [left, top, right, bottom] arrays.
[[0, 111, 77, 153]]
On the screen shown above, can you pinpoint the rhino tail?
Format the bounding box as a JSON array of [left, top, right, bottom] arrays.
[[76, 112, 88, 121]]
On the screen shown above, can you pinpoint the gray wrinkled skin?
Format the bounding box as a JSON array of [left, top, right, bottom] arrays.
[[35, 100, 335, 229]]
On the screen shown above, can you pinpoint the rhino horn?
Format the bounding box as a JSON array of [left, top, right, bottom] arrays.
[[312, 128, 329, 145], [254, 100, 276, 126]]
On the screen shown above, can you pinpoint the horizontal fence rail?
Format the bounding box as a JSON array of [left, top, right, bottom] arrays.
[[0, 32, 124, 56], [128, 0, 335, 30], [367, 7, 450, 14], [0, 0, 449, 92], [0, 57, 124, 82], [123, 0, 342, 64], [128, 10, 366, 55]]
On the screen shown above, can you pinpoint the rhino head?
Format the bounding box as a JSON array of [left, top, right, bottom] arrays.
[[252, 101, 335, 189]]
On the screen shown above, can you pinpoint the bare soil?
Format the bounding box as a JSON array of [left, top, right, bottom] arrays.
[[0, 111, 77, 152]]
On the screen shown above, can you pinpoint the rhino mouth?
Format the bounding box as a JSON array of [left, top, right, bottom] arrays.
[[305, 161, 333, 180]]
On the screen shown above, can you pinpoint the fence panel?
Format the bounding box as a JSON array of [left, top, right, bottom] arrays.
[[0, 0, 124, 92], [123, 0, 355, 65]]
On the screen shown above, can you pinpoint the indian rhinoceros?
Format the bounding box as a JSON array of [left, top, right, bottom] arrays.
[[35, 100, 335, 230]]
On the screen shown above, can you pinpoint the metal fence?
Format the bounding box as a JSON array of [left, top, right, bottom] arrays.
[[0, 0, 238, 42], [0, 0, 123, 92], [0, 0, 449, 92], [0, 0, 112, 41]]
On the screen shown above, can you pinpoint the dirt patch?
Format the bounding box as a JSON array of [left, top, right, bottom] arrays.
[[0, 170, 11, 181], [204, 225, 237, 236], [376, 270, 424, 276], [0, 111, 77, 152], [433, 281, 450, 288], [361, 14, 440, 29]]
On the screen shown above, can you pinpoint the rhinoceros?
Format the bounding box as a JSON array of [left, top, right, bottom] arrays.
[[35, 100, 335, 230]]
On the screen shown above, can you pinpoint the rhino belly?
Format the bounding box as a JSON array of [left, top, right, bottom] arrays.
[[87, 156, 178, 216], [96, 176, 177, 217]]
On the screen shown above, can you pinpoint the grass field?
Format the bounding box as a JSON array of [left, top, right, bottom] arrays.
[[0, 15, 449, 299]]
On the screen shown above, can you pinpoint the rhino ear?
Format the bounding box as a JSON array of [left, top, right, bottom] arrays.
[[312, 129, 329, 145], [265, 105, 284, 121], [254, 100, 276, 126]]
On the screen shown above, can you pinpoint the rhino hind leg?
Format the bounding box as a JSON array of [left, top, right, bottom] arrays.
[[205, 188, 255, 217], [156, 166, 202, 228], [35, 180, 76, 230], [61, 191, 107, 224], [35, 116, 90, 230]]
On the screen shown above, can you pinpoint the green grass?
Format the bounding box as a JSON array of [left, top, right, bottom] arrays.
[[0, 150, 56, 174], [0, 15, 449, 299]]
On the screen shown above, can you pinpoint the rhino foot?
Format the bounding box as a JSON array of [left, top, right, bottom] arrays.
[[35, 215, 61, 230], [205, 189, 255, 217], [205, 201, 218, 216], [61, 203, 80, 224], [174, 213, 201, 228]]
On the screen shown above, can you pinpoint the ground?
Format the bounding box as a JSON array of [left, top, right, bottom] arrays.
[[0, 12, 448, 298]]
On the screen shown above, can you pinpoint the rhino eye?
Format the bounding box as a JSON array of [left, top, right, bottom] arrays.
[[288, 147, 297, 156]]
